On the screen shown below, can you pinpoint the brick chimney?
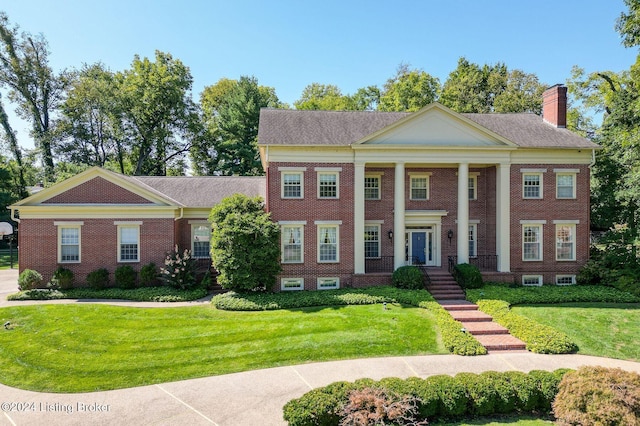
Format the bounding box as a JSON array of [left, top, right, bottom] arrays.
[[542, 84, 567, 128]]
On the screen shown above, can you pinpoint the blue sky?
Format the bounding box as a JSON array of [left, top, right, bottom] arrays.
[[1, 0, 638, 149]]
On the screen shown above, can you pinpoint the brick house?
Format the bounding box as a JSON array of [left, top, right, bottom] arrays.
[[10, 85, 599, 289], [257, 85, 599, 290]]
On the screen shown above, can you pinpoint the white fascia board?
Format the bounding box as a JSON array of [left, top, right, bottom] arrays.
[[511, 149, 593, 164], [15, 205, 179, 219]]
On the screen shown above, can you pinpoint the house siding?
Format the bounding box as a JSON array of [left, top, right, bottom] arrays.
[[19, 218, 175, 285]]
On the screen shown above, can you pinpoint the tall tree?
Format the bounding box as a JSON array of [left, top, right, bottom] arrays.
[[56, 63, 127, 172], [0, 12, 67, 183], [378, 64, 440, 112], [117, 50, 201, 175], [0, 93, 27, 198], [294, 83, 351, 110], [193, 76, 280, 176], [616, 0, 640, 47]]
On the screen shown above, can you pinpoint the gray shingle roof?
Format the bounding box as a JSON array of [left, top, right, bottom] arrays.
[[258, 108, 599, 149], [131, 176, 266, 207]]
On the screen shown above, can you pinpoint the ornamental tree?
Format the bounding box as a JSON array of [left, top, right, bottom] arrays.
[[209, 194, 280, 292]]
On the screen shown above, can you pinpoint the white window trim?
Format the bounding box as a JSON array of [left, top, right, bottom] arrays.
[[468, 223, 478, 258], [555, 172, 577, 199], [556, 275, 576, 285], [279, 167, 306, 199], [281, 224, 304, 264], [364, 173, 382, 200], [317, 170, 340, 199], [191, 222, 211, 259], [522, 275, 543, 286], [364, 222, 381, 259], [55, 222, 83, 264], [281, 278, 304, 291], [522, 223, 543, 261], [522, 172, 544, 199], [116, 223, 141, 263], [317, 277, 340, 290], [555, 223, 577, 261], [409, 173, 432, 200], [317, 224, 340, 263]]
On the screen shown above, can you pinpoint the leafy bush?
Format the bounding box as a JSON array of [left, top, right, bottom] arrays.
[[475, 299, 577, 354], [392, 266, 424, 290], [453, 263, 483, 289], [139, 262, 158, 287], [18, 269, 43, 290], [283, 369, 571, 425], [8, 285, 207, 302], [160, 246, 197, 290], [209, 194, 281, 292], [115, 265, 137, 289], [339, 387, 422, 425], [86, 268, 109, 289], [553, 366, 640, 426], [50, 267, 74, 290], [466, 283, 639, 305]]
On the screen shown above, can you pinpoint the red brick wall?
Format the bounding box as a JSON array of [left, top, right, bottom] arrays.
[[43, 177, 154, 204], [19, 218, 175, 285], [509, 164, 591, 283]]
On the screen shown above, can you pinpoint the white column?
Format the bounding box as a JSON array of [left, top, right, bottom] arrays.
[[496, 163, 511, 272], [354, 162, 365, 274], [457, 163, 469, 264], [393, 162, 405, 270]]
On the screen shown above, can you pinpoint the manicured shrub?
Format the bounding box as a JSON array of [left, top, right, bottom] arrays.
[[86, 268, 109, 289], [502, 371, 539, 412], [339, 387, 422, 425], [429, 374, 468, 417], [115, 265, 137, 289], [475, 299, 577, 354], [456, 372, 498, 416], [139, 262, 158, 287], [553, 366, 640, 426], [283, 381, 356, 426], [160, 246, 198, 290], [528, 369, 567, 412], [49, 267, 74, 290], [392, 265, 424, 290], [404, 376, 440, 418], [18, 269, 43, 290], [453, 263, 483, 289]]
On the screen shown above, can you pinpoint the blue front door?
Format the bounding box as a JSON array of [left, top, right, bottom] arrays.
[[411, 232, 426, 264]]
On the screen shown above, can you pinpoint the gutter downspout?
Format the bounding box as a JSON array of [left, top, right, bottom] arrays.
[[10, 207, 20, 223], [589, 148, 596, 168]]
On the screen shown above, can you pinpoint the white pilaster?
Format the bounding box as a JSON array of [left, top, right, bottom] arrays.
[[393, 162, 405, 270], [457, 163, 469, 264], [496, 163, 511, 272], [354, 162, 365, 274]]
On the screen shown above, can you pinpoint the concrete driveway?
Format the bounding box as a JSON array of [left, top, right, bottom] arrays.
[[1, 269, 640, 425]]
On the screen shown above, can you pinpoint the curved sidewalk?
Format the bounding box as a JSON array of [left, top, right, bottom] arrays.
[[2, 269, 640, 425]]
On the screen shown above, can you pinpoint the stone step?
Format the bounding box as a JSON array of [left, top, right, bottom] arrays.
[[433, 294, 467, 301], [474, 334, 527, 351], [439, 301, 478, 311], [448, 310, 493, 322], [460, 321, 510, 335], [427, 285, 463, 291]]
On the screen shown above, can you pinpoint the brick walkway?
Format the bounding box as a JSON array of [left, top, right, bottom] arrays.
[[426, 269, 526, 351]]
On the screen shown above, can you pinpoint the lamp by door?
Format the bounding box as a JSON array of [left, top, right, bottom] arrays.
[[447, 229, 453, 244], [388, 230, 393, 240]]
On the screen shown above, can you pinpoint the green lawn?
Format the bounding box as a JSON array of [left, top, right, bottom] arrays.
[[0, 303, 445, 392], [0, 248, 18, 269], [513, 302, 640, 361]]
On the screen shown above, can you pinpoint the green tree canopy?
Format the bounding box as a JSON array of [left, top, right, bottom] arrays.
[[209, 194, 280, 292], [378, 63, 440, 112]]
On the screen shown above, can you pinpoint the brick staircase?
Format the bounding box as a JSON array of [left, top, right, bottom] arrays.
[[425, 269, 526, 352]]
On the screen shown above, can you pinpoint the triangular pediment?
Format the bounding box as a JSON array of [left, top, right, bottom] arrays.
[[11, 167, 179, 207], [356, 103, 516, 147]]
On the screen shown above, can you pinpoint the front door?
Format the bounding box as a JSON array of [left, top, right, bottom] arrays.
[[408, 229, 436, 266]]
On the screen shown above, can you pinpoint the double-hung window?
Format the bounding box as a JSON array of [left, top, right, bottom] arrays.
[[468, 224, 477, 258], [116, 222, 140, 262], [522, 222, 544, 261], [410, 174, 430, 200], [554, 169, 578, 199], [317, 222, 340, 263], [364, 175, 380, 200], [468, 174, 478, 200], [316, 167, 341, 199], [364, 224, 380, 258], [191, 224, 211, 259], [555, 222, 577, 261], [280, 167, 306, 199], [281, 224, 304, 263], [523, 173, 542, 198], [56, 222, 83, 263]]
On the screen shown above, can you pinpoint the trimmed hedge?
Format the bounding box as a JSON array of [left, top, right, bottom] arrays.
[[17, 269, 42, 291], [213, 286, 487, 356], [466, 283, 640, 305], [283, 369, 571, 425], [392, 265, 425, 290], [452, 263, 483, 289], [475, 299, 577, 354], [7, 286, 208, 302]]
